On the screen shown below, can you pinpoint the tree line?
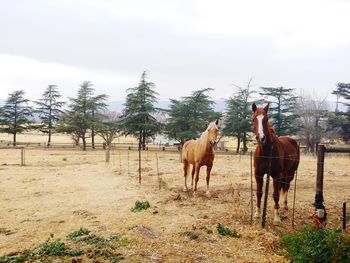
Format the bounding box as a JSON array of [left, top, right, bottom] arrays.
[[0, 71, 349, 152]]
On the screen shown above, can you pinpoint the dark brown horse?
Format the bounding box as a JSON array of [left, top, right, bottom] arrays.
[[182, 120, 219, 198], [252, 103, 300, 223]]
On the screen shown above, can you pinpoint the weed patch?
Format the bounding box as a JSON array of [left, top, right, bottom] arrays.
[[67, 228, 91, 240], [0, 230, 127, 263], [280, 225, 350, 263], [217, 223, 241, 238], [131, 200, 150, 212], [37, 239, 83, 257]]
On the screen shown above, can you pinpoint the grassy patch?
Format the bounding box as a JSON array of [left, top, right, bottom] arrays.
[[280, 225, 350, 263], [67, 228, 91, 240], [216, 223, 241, 238], [0, 251, 33, 263], [131, 200, 150, 212], [0, 229, 127, 263], [37, 239, 83, 257], [79, 234, 108, 249]]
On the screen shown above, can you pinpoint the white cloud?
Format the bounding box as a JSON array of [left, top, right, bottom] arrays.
[[192, 0, 350, 48]]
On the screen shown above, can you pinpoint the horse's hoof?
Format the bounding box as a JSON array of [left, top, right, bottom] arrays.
[[254, 208, 261, 218], [183, 186, 188, 192], [273, 219, 281, 225], [205, 191, 211, 198], [193, 192, 197, 198]]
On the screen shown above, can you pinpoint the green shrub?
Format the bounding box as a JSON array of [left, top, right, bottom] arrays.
[[131, 200, 150, 212], [281, 225, 350, 263], [216, 223, 241, 238]]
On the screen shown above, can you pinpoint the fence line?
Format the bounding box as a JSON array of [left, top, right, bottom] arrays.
[[0, 147, 25, 166], [314, 144, 350, 228]]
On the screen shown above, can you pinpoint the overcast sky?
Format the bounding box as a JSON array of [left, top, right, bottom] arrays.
[[0, 0, 349, 103]]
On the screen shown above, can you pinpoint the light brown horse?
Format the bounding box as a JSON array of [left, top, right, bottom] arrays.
[[252, 103, 300, 223], [182, 120, 219, 198]]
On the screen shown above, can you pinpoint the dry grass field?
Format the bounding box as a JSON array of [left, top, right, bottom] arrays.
[[0, 135, 349, 262]]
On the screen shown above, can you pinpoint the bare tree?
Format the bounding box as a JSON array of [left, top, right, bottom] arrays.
[[296, 94, 328, 153], [95, 111, 121, 147], [95, 110, 121, 162]]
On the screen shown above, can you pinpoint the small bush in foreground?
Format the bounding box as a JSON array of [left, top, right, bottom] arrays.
[[131, 200, 150, 212], [216, 223, 241, 238], [281, 225, 350, 263]]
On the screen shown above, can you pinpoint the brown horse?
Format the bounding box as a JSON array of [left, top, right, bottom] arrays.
[[182, 120, 219, 198], [252, 103, 300, 223]]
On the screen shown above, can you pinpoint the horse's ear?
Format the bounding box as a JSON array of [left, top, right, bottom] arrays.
[[215, 119, 219, 125], [264, 103, 270, 113], [252, 103, 257, 112], [205, 120, 209, 127]]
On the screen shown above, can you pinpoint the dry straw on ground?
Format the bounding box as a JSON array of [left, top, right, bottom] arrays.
[[0, 136, 349, 261]]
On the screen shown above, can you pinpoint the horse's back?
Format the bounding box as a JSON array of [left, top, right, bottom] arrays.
[[278, 136, 300, 172]]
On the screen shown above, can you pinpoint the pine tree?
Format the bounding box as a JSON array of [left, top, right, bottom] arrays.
[[0, 90, 32, 146], [60, 81, 108, 150], [223, 81, 255, 153], [35, 85, 65, 146], [165, 88, 221, 144], [120, 71, 161, 150], [259, 86, 299, 136], [90, 93, 108, 149], [328, 83, 350, 142]]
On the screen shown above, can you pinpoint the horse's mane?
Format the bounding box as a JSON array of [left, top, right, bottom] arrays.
[[198, 122, 218, 142], [267, 123, 279, 143]]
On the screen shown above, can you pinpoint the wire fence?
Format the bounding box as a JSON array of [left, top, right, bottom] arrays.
[[1, 145, 349, 230]]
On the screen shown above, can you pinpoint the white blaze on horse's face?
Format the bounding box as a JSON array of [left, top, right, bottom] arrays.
[[257, 114, 265, 142]]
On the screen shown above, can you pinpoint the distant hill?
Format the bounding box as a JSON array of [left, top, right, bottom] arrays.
[[107, 99, 227, 113]]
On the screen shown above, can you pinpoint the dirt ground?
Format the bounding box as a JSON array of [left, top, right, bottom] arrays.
[[0, 144, 349, 262]]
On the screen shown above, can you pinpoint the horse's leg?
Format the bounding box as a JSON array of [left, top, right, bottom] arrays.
[[193, 163, 201, 198], [205, 165, 212, 198], [280, 179, 290, 210], [273, 179, 281, 223], [183, 160, 189, 192], [254, 171, 264, 218], [191, 164, 195, 190]]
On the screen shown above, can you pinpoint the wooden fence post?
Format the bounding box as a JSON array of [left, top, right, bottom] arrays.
[[315, 144, 327, 223], [343, 202, 347, 231], [21, 148, 25, 166], [250, 151, 253, 225]]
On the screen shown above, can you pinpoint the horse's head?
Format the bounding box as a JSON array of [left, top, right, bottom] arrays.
[[252, 103, 270, 145], [206, 119, 220, 145]]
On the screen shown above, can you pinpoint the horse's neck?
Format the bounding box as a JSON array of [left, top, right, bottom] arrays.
[[198, 130, 213, 151], [262, 126, 278, 155]]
